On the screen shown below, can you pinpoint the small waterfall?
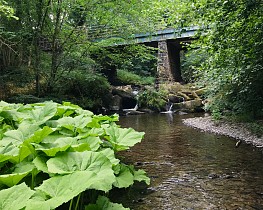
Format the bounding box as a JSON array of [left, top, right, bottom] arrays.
[[133, 103, 138, 111], [123, 103, 138, 112], [168, 103, 173, 112], [161, 101, 174, 114]]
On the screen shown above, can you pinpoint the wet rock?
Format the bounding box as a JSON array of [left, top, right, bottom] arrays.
[[222, 174, 235, 179], [146, 187, 157, 193], [135, 162, 143, 166], [208, 173, 220, 179], [124, 110, 145, 115], [149, 175, 159, 179], [139, 108, 155, 113], [168, 95, 184, 103], [173, 99, 203, 112], [178, 111, 188, 115], [132, 198, 144, 203], [159, 155, 173, 159], [112, 87, 137, 109], [109, 95, 122, 111], [235, 140, 242, 148]]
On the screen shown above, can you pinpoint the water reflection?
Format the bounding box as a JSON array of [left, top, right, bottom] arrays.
[[114, 114, 263, 210]]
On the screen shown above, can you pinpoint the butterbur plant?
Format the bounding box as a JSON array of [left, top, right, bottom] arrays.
[[0, 101, 150, 210]]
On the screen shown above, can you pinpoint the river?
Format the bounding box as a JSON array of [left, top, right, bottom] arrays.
[[112, 113, 263, 210]]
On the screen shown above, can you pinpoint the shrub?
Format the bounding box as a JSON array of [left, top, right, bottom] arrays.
[[117, 69, 155, 85], [137, 88, 167, 111], [57, 70, 111, 109], [181, 48, 208, 83]]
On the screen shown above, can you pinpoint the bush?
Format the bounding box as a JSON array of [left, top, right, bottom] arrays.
[[181, 48, 208, 83], [56, 70, 111, 109], [137, 88, 167, 111], [117, 69, 155, 85]]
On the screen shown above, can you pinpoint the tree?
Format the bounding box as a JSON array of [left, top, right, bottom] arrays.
[[183, 0, 263, 119], [1, 0, 169, 97], [0, 0, 17, 19]]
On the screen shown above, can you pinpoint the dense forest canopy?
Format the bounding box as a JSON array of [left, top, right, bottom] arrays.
[[0, 0, 262, 119], [193, 0, 263, 119]]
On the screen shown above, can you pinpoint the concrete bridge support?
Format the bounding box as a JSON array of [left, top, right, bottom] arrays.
[[156, 40, 183, 84]]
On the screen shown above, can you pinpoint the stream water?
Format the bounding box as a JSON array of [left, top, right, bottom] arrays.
[[113, 113, 263, 210]]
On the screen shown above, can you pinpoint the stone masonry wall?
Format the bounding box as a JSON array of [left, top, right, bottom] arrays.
[[157, 40, 173, 84]]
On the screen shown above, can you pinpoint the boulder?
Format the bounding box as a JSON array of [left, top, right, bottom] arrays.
[[109, 95, 122, 111], [168, 95, 184, 103], [111, 87, 137, 109], [173, 99, 203, 112]]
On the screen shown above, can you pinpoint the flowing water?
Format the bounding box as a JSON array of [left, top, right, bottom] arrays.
[[113, 113, 263, 210]]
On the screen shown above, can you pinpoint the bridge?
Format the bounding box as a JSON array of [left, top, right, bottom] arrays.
[[134, 26, 199, 83], [93, 26, 199, 84]]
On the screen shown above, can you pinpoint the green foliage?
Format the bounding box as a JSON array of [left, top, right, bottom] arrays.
[[85, 195, 129, 210], [191, 0, 263, 119], [117, 70, 155, 86], [0, 0, 18, 19], [90, 44, 157, 85], [0, 183, 34, 210], [137, 88, 167, 111], [116, 45, 157, 77], [57, 70, 110, 109], [246, 123, 263, 138], [1, 0, 164, 96], [0, 101, 150, 210], [181, 48, 208, 83]]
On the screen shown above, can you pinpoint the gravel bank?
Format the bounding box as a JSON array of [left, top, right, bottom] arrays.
[[182, 116, 263, 148]]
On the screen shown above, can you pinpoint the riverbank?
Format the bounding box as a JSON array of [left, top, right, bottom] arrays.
[[182, 116, 263, 148]]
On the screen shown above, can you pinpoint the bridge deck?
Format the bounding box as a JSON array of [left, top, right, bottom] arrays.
[[133, 26, 199, 43], [94, 26, 199, 46]]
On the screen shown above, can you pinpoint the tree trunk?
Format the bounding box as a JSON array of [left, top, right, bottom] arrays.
[[47, 0, 62, 93]]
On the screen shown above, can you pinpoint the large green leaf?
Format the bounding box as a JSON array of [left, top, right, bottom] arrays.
[[77, 127, 104, 138], [104, 126, 144, 151], [0, 183, 35, 210], [99, 148, 120, 166], [0, 142, 19, 163], [0, 123, 41, 162], [33, 156, 49, 174], [0, 102, 33, 126], [46, 151, 115, 192], [113, 164, 150, 188], [0, 172, 29, 187], [56, 114, 93, 132], [35, 171, 114, 209], [27, 126, 54, 144], [25, 191, 51, 210], [85, 196, 129, 210], [0, 162, 35, 187], [113, 164, 134, 188], [29, 102, 57, 125], [74, 136, 102, 151], [0, 142, 31, 164], [133, 169, 150, 185], [46, 151, 113, 174], [93, 114, 119, 124], [1, 123, 39, 147], [34, 137, 76, 157]]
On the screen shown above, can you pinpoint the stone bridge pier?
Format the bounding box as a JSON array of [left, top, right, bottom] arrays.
[[156, 40, 184, 85]]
